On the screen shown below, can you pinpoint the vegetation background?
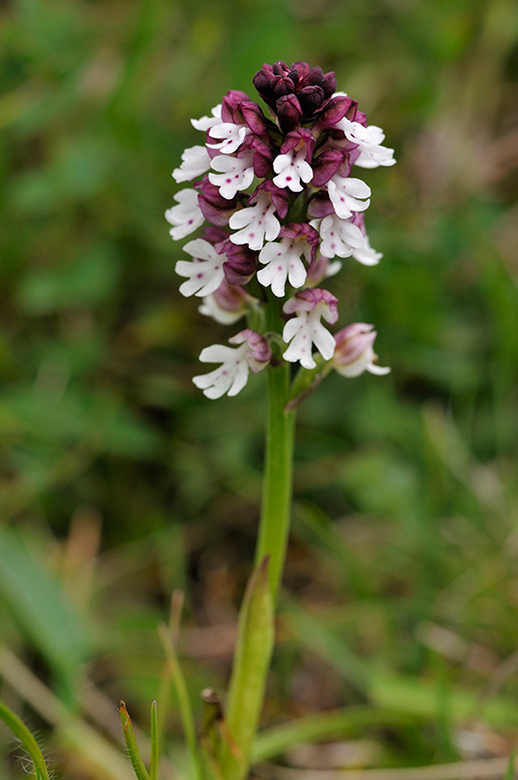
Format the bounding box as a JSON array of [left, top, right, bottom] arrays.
[[0, 0, 517, 777]]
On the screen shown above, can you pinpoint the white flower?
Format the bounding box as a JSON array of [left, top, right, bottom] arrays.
[[208, 153, 255, 199], [172, 145, 211, 183], [339, 118, 396, 168], [193, 330, 270, 399], [351, 233, 382, 266], [282, 290, 338, 370], [327, 176, 371, 219], [229, 192, 281, 251], [317, 213, 365, 259], [191, 104, 222, 131], [272, 148, 313, 192], [257, 238, 309, 298], [333, 323, 390, 376], [165, 189, 204, 241], [175, 238, 225, 297], [193, 343, 250, 399], [207, 122, 250, 154]]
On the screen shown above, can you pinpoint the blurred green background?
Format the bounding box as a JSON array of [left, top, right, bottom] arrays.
[[1, 0, 517, 777]]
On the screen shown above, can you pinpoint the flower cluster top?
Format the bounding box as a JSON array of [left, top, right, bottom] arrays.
[[167, 61, 394, 400]]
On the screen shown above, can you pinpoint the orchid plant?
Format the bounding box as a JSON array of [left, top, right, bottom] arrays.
[[165, 60, 394, 780]]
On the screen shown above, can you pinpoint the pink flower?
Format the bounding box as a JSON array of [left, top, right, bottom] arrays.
[[332, 323, 390, 376]]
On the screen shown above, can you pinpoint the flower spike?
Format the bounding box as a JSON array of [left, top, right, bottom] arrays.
[[169, 60, 395, 398]]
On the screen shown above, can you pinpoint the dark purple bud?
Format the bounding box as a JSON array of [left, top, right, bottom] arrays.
[[202, 225, 231, 245], [321, 71, 337, 100], [242, 135, 274, 177], [217, 239, 257, 285], [276, 94, 302, 133], [307, 191, 335, 219], [280, 128, 316, 161], [221, 90, 252, 123], [316, 96, 357, 129], [297, 85, 324, 115], [241, 102, 268, 134], [253, 63, 283, 110], [272, 60, 290, 75], [273, 76, 296, 97], [291, 61, 311, 83], [288, 66, 301, 86], [311, 148, 348, 186], [195, 179, 238, 227]]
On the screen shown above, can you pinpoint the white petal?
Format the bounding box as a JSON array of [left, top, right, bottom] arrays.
[[183, 238, 218, 261], [287, 257, 307, 289], [311, 323, 336, 360], [191, 104, 222, 131], [198, 344, 236, 363], [227, 362, 249, 396]]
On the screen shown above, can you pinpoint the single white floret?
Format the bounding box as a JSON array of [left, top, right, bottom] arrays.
[[172, 145, 211, 183], [339, 118, 396, 168], [317, 214, 365, 259], [165, 189, 204, 241], [175, 238, 225, 297], [257, 238, 309, 297], [273, 148, 313, 192], [282, 302, 336, 370], [229, 192, 281, 251], [327, 176, 371, 219], [193, 343, 250, 399], [207, 122, 250, 154], [208, 154, 255, 199], [193, 330, 270, 399]]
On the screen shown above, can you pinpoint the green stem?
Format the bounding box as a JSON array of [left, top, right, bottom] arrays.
[[255, 362, 296, 601], [218, 361, 296, 779]]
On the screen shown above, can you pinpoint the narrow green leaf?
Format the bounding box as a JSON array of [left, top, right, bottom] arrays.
[[253, 706, 417, 762], [0, 700, 51, 780], [158, 623, 204, 780], [120, 701, 150, 780], [504, 748, 516, 780], [149, 701, 159, 780]]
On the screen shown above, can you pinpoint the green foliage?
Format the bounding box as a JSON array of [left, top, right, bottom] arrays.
[[0, 0, 517, 777]]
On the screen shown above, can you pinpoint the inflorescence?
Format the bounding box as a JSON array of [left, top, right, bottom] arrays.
[[167, 61, 394, 400]]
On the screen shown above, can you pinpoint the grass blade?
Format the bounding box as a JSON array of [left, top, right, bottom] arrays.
[[504, 749, 516, 780], [0, 700, 51, 780], [149, 701, 158, 780], [158, 622, 204, 780], [120, 701, 150, 780]]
